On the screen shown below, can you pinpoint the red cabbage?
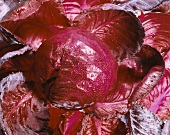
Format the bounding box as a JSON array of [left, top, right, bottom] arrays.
[[0, 0, 169, 134], [33, 27, 118, 109]]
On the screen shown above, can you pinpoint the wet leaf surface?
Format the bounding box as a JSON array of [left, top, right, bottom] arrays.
[[0, 72, 50, 135], [74, 9, 144, 61]]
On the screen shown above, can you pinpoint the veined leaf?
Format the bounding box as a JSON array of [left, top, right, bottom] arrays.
[[0, 72, 50, 135]]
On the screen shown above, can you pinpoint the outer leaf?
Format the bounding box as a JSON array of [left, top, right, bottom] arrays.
[[0, 72, 50, 135], [97, 3, 124, 11], [84, 45, 164, 119], [0, 26, 23, 45], [127, 105, 164, 135], [0, 0, 26, 21], [0, 51, 35, 84], [152, 1, 170, 14], [78, 114, 127, 135], [49, 107, 67, 134], [0, 26, 27, 60], [74, 9, 144, 61], [163, 50, 170, 72], [58, 110, 127, 135], [129, 45, 164, 103], [112, 0, 130, 5], [140, 70, 170, 120], [33, 27, 118, 109], [61, 0, 112, 21], [139, 12, 170, 55], [87, 100, 129, 119], [0, 26, 34, 81], [0, 42, 24, 59], [0, 0, 70, 51], [121, 0, 166, 13], [105, 45, 164, 103], [58, 111, 85, 135], [0, 45, 31, 66]]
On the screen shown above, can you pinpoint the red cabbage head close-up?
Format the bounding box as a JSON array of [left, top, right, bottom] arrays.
[[0, 0, 169, 135]]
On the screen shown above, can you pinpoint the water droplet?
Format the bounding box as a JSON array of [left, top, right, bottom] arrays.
[[77, 81, 87, 92], [63, 102, 68, 107], [16, 7, 26, 15]]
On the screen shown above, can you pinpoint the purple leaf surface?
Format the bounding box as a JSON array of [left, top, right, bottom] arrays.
[[139, 12, 170, 55], [0, 0, 26, 21], [79, 115, 127, 135], [0, 0, 70, 51], [58, 111, 85, 134], [58, 110, 127, 135], [112, 0, 130, 5], [0, 72, 50, 135], [87, 45, 164, 119], [0, 26, 34, 81], [152, 1, 170, 14], [0, 26, 26, 60], [121, 0, 166, 13], [127, 104, 164, 135], [109, 45, 164, 103], [128, 45, 164, 103], [163, 50, 170, 72], [0, 48, 34, 82], [61, 0, 112, 21], [0, 1, 169, 134], [87, 100, 129, 119], [140, 70, 170, 120], [33, 27, 118, 109], [74, 9, 144, 61]]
